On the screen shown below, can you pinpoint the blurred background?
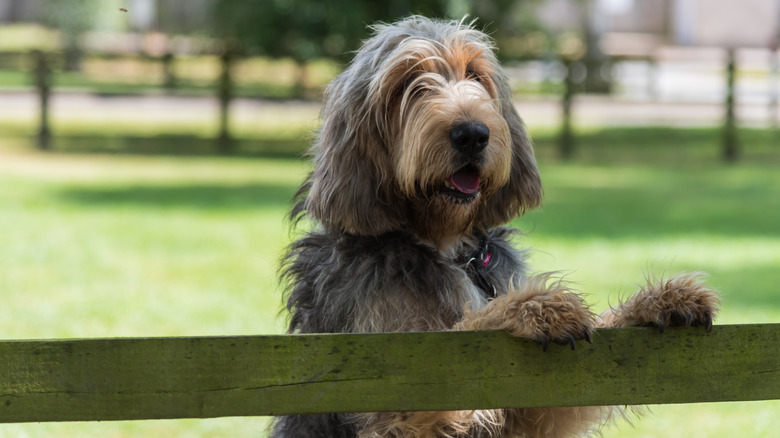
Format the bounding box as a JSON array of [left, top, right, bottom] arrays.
[[0, 0, 778, 437]]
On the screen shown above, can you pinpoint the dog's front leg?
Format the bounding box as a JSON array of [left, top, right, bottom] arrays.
[[455, 274, 595, 350], [599, 272, 720, 331], [454, 275, 610, 438]]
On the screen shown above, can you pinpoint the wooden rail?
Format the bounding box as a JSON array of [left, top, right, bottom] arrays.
[[0, 50, 235, 152], [1, 324, 778, 423]]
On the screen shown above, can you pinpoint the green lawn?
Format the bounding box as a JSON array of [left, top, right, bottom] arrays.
[[0, 137, 778, 436], [0, 53, 340, 98]]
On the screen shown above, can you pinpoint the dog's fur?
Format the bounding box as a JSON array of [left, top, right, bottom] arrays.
[[273, 16, 720, 438]]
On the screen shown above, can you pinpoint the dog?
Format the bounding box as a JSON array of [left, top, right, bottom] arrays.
[[273, 16, 720, 438]]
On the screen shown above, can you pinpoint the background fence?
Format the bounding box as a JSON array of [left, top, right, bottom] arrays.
[[3, 47, 767, 161]]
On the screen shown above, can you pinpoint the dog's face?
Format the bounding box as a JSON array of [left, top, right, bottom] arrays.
[[300, 17, 542, 247], [372, 32, 514, 242]]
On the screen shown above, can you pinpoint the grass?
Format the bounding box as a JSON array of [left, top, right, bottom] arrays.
[[0, 150, 305, 339], [513, 163, 780, 324], [0, 54, 340, 98], [0, 133, 779, 436]]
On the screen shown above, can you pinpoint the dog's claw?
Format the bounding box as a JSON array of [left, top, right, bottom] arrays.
[[584, 329, 593, 344], [653, 314, 716, 334], [552, 334, 576, 350], [559, 334, 576, 350], [539, 337, 550, 352]]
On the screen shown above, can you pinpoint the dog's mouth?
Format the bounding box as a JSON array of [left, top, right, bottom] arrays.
[[440, 165, 481, 202]]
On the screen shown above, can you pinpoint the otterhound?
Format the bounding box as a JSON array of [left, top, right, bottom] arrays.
[[273, 16, 720, 438]]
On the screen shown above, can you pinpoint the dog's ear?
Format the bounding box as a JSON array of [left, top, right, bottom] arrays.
[[298, 67, 406, 235], [478, 70, 543, 227]]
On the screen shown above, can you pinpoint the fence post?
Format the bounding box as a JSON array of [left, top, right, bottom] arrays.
[[559, 59, 576, 160], [33, 50, 51, 151], [770, 43, 779, 130], [217, 49, 234, 154], [162, 51, 176, 91], [647, 57, 659, 100], [723, 48, 738, 162]]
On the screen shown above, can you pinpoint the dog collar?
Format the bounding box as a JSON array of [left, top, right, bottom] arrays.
[[462, 240, 497, 300]]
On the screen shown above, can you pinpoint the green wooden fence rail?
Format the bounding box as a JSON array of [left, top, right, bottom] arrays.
[[1, 324, 778, 423]]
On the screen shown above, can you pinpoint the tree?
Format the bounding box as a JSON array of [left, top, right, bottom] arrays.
[[465, 0, 554, 61], [44, 0, 97, 71], [210, 0, 450, 94]]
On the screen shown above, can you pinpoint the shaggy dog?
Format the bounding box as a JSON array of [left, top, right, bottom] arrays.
[[273, 16, 720, 438]]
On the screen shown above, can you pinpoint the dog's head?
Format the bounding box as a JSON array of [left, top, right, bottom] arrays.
[[297, 16, 541, 246]]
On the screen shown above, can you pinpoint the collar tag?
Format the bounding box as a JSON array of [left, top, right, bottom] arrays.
[[463, 243, 496, 300], [481, 251, 492, 267]]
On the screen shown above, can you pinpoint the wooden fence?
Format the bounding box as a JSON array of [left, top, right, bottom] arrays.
[[1, 324, 778, 423], [0, 49, 754, 160], [0, 50, 237, 153]]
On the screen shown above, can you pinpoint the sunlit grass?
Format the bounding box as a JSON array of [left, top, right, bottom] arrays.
[[0, 23, 58, 52], [0, 53, 340, 98], [515, 162, 780, 324], [607, 401, 780, 438], [0, 151, 308, 339], [0, 142, 778, 437]]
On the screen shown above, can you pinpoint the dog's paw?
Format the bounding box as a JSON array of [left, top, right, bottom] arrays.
[[607, 272, 721, 333], [515, 289, 595, 351], [457, 275, 595, 351]]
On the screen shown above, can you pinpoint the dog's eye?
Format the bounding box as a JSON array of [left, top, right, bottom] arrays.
[[465, 69, 482, 83]]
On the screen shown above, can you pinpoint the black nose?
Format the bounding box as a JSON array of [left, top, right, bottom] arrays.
[[449, 122, 490, 157]]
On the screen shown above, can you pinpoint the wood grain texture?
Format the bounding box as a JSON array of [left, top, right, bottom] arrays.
[[1, 324, 778, 423]]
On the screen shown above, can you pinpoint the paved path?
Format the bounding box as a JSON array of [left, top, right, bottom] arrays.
[[1, 89, 778, 133]]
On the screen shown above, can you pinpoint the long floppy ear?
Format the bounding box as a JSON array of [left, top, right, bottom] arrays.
[[296, 53, 407, 236], [478, 69, 543, 227]]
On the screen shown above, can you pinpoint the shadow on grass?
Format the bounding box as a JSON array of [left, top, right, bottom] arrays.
[[21, 127, 780, 237], [514, 166, 780, 239], [58, 183, 298, 210], [8, 126, 780, 163], [518, 192, 779, 239], [532, 126, 780, 164], [49, 135, 309, 158]]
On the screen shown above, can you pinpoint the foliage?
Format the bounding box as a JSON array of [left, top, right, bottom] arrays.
[[466, 0, 556, 60], [208, 0, 553, 62], [42, 0, 100, 70], [210, 0, 449, 62], [42, 0, 96, 37]]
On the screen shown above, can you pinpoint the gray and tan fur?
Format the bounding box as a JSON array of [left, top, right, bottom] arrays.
[[274, 16, 720, 438]]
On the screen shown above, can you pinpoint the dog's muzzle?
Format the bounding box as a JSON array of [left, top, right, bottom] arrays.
[[441, 121, 489, 201]]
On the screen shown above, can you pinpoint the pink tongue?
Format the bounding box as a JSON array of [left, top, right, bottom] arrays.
[[449, 169, 480, 194]]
